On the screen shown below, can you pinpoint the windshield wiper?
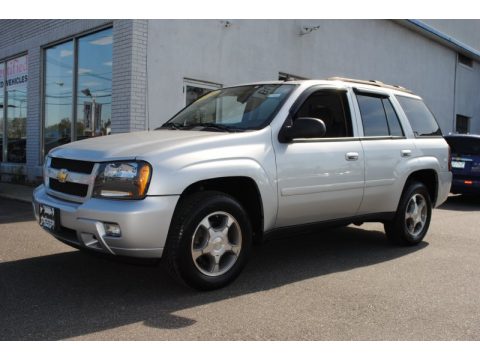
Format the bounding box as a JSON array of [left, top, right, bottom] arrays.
[[196, 123, 236, 132], [159, 122, 184, 130], [161, 121, 244, 132]]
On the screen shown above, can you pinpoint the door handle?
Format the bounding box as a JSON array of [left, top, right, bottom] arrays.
[[401, 149, 412, 158], [345, 152, 359, 161]]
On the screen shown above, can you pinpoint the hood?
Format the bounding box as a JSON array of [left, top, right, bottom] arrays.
[[48, 130, 227, 162]]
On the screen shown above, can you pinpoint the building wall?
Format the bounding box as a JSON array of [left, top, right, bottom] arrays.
[[0, 19, 147, 181], [147, 19, 477, 135], [419, 19, 480, 135], [111, 20, 148, 133], [422, 19, 480, 52], [0, 19, 479, 182], [455, 60, 480, 134]]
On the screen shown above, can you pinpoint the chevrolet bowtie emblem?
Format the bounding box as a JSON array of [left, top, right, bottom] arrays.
[[57, 169, 69, 183]]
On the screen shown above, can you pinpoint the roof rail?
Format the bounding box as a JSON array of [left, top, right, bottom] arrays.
[[327, 77, 413, 94]]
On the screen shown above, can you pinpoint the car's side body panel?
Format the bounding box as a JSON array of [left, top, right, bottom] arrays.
[[141, 128, 279, 231], [356, 138, 416, 214], [274, 138, 365, 227]]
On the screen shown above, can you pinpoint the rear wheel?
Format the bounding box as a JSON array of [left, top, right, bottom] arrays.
[[384, 181, 432, 246], [164, 191, 252, 290]]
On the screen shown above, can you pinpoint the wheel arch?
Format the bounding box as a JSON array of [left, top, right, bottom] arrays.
[[403, 169, 439, 206], [178, 176, 265, 242]]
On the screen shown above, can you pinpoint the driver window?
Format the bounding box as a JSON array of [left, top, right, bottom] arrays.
[[295, 91, 353, 138]]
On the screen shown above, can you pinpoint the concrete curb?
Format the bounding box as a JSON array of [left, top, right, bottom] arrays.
[[0, 183, 35, 203]]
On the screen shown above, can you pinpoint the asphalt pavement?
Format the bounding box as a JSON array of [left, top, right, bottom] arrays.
[[0, 195, 479, 340]]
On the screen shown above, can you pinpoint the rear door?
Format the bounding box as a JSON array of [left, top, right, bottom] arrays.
[[353, 90, 415, 215]]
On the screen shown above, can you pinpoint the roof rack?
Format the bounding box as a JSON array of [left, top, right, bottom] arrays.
[[327, 77, 413, 94]]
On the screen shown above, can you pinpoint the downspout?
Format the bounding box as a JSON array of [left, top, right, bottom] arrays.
[[453, 54, 457, 133]]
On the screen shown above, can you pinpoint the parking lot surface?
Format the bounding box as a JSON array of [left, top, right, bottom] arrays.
[[0, 195, 479, 340]]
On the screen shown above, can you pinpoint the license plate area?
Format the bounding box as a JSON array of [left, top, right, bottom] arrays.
[[451, 161, 465, 169], [39, 204, 59, 231]]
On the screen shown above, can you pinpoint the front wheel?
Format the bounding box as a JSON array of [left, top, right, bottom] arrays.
[[164, 191, 253, 290], [384, 181, 432, 246]]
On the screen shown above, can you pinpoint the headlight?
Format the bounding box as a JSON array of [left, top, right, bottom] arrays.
[[93, 161, 152, 199]]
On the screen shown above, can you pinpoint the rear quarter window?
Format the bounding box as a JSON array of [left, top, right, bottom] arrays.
[[396, 95, 442, 137]]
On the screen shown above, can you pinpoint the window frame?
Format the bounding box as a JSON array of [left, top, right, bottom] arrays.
[[0, 51, 29, 163], [354, 90, 405, 139], [456, 114, 470, 134], [395, 94, 442, 138], [283, 86, 356, 142], [458, 53, 473, 69], [183, 78, 222, 107], [40, 23, 113, 164]]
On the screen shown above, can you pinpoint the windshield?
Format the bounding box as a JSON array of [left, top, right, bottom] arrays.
[[445, 136, 480, 156], [158, 84, 296, 132]]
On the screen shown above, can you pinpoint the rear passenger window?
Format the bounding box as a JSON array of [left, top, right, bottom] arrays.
[[357, 94, 404, 137], [382, 99, 403, 136], [356, 95, 389, 136], [396, 95, 442, 137]]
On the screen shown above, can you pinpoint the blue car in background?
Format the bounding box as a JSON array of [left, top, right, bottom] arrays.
[[444, 134, 480, 195]]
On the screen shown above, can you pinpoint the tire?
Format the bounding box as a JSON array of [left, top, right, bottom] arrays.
[[163, 191, 253, 290], [384, 181, 432, 246]]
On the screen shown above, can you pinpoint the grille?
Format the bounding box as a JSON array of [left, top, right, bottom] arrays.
[[51, 157, 94, 174], [49, 178, 89, 197]]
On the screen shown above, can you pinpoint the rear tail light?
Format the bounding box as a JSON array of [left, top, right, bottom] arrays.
[[464, 180, 473, 185]]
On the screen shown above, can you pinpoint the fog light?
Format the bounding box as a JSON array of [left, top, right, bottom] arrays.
[[104, 222, 121, 237]]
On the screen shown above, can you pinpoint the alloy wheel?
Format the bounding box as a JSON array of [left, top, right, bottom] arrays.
[[191, 211, 242, 277]]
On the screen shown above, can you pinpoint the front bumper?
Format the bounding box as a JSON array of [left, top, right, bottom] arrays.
[[32, 185, 179, 258]]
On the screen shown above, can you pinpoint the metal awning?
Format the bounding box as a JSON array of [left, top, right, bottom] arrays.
[[395, 19, 480, 62]]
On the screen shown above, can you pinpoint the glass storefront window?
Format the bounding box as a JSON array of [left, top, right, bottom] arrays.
[[0, 62, 4, 162], [6, 55, 28, 163], [0, 55, 28, 163], [44, 41, 73, 155], [76, 28, 112, 138], [43, 27, 112, 157]]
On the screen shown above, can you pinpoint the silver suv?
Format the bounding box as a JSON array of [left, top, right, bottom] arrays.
[[33, 78, 452, 290]]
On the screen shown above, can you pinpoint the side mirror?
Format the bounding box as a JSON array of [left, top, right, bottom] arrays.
[[279, 117, 326, 143]]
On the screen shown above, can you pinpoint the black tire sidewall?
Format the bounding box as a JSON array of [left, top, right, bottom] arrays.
[[174, 192, 252, 290], [397, 182, 432, 245]]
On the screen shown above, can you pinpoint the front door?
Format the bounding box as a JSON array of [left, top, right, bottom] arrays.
[[274, 89, 365, 227]]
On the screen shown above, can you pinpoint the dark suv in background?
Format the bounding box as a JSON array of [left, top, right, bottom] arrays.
[[444, 134, 480, 196]]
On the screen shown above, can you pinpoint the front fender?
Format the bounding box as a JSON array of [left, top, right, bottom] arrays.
[[148, 158, 278, 231]]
